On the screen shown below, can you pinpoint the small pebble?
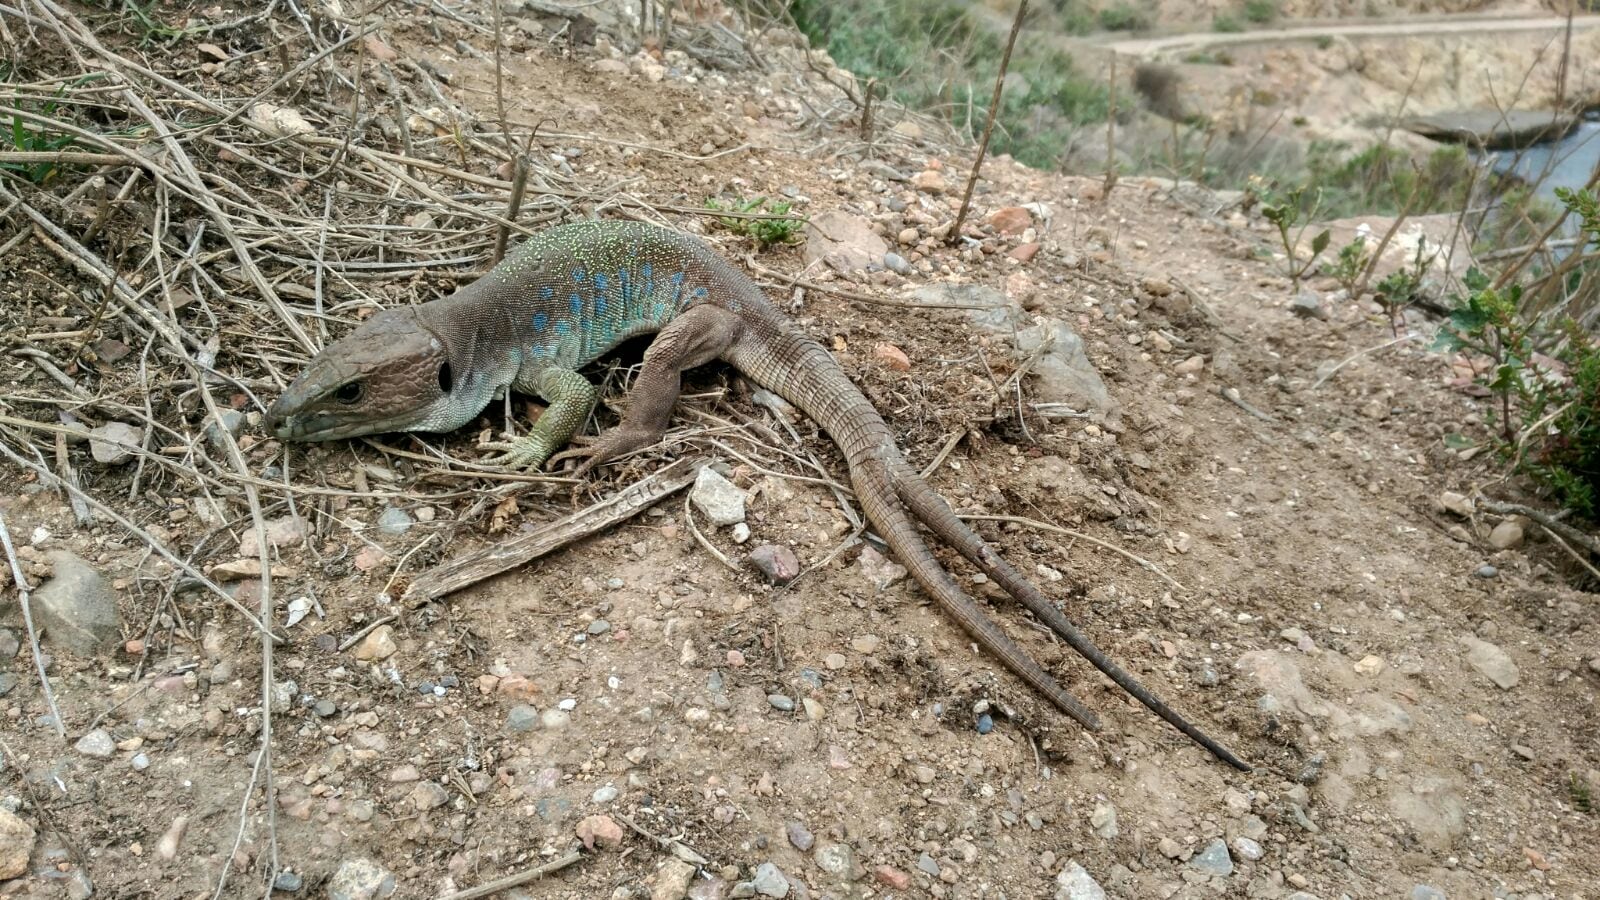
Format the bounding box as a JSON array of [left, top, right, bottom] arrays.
[[976, 713, 993, 735], [587, 620, 611, 635], [786, 820, 814, 851], [592, 785, 619, 803], [767, 694, 795, 712]]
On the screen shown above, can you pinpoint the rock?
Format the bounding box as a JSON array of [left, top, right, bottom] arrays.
[[1189, 839, 1233, 876], [988, 206, 1033, 235], [752, 862, 790, 897], [786, 820, 814, 851], [1175, 355, 1206, 376], [588, 619, 612, 635], [767, 694, 795, 712], [803, 210, 888, 274], [239, 514, 308, 556], [592, 785, 619, 803], [748, 545, 799, 584], [409, 781, 449, 811], [33, 551, 121, 655], [0, 673, 17, 698], [0, 628, 17, 660], [911, 170, 946, 194], [75, 728, 115, 759], [1390, 777, 1466, 852], [1013, 320, 1117, 415], [874, 866, 911, 890], [857, 546, 907, 590], [327, 857, 396, 900], [542, 708, 571, 729], [873, 343, 912, 372], [1231, 837, 1264, 861], [916, 853, 940, 876], [1353, 654, 1385, 676], [204, 409, 245, 451], [1404, 109, 1577, 151], [1475, 564, 1498, 578], [248, 103, 317, 139], [353, 625, 397, 662], [883, 252, 912, 275], [1460, 636, 1519, 689], [1488, 519, 1525, 550], [731, 523, 751, 544], [1054, 862, 1106, 900], [813, 843, 852, 877], [506, 705, 538, 732], [654, 858, 698, 900], [577, 814, 625, 850], [155, 815, 187, 860], [274, 871, 304, 893], [1290, 290, 1327, 320], [1089, 802, 1118, 840], [88, 422, 142, 464], [1438, 491, 1474, 517], [376, 506, 413, 536], [1409, 885, 1447, 900], [0, 808, 35, 879], [1008, 242, 1041, 263], [691, 467, 747, 526]]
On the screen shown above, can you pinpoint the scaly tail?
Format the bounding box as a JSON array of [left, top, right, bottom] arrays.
[[729, 319, 1249, 769], [889, 460, 1251, 771]]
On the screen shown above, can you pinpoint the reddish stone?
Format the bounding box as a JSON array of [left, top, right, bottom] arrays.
[[873, 343, 912, 372], [874, 866, 911, 890], [1007, 242, 1041, 263], [987, 206, 1032, 235]]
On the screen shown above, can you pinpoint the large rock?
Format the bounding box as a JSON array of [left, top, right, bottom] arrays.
[[803, 210, 887, 274], [1389, 776, 1466, 851], [1054, 861, 1106, 900], [0, 808, 35, 879], [1460, 636, 1519, 689], [1014, 320, 1117, 416], [327, 857, 396, 900], [1403, 109, 1577, 150], [32, 551, 121, 655]]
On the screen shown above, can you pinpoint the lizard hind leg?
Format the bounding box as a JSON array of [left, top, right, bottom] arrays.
[[887, 459, 1252, 771], [549, 304, 744, 477]]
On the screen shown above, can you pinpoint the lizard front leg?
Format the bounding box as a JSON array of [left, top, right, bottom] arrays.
[[550, 304, 743, 477], [481, 367, 598, 470]]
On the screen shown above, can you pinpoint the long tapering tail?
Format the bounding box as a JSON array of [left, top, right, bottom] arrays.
[[728, 320, 1249, 771]]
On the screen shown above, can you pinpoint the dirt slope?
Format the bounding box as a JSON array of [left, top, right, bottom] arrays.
[[0, 3, 1596, 900]]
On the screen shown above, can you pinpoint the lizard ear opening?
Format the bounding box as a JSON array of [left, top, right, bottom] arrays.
[[438, 361, 453, 393]]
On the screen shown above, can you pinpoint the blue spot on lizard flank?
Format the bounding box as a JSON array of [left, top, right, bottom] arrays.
[[568, 294, 583, 317], [539, 286, 553, 300], [532, 311, 548, 332], [572, 266, 587, 283], [670, 271, 685, 308], [555, 320, 571, 335]]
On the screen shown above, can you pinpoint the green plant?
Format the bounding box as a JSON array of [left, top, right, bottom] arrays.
[[5, 114, 75, 184], [1326, 233, 1372, 298], [1212, 13, 1243, 32], [1259, 182, 1330, 293], [1571, 772, 1596, 814], [1097, 3, 1150, 31], [1372, 238, 1430, 334], [1242, 0, 1279, 24], [1558, 186, 1600, 247], [1433, 262, 1600, 519], [113, 0, 199, 43], [705, 196, 803, 248]]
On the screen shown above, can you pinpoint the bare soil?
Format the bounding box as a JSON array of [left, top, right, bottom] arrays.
[[0, 3, 1596, 900]]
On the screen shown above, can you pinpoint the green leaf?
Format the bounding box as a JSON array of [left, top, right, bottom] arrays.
[[1310, 229, 1331, 255]]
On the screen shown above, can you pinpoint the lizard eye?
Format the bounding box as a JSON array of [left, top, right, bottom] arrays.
[[333, 382, 364, 405], [438, 361, 453, 393]]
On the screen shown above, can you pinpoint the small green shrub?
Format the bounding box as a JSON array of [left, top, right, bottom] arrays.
[[1212, 13, 1243, 32], [5, 114, 75, 184], [705, 197, 803, 249], [1326, 234, 1372, 298], [1097, 3, 1150, 31], [1259, 182, 1330, 293], [1242, 0, 1279, 24]]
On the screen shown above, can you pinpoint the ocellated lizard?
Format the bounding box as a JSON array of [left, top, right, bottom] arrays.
[[266, 220, 1248, 770]]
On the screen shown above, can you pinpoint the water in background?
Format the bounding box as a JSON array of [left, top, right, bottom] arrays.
[[1489, 114, 1600, 204]]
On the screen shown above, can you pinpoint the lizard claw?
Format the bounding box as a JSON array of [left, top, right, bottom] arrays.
[[547, 428, 661, 479]]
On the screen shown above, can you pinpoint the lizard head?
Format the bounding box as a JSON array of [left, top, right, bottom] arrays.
[[266, 307, 463, 442]]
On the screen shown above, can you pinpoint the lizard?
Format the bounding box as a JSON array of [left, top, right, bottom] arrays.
[[266, 219, 1250, 771]]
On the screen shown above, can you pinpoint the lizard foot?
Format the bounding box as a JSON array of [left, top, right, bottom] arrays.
[[546, 427, 662, 479], [478, 434, 561, 471]]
